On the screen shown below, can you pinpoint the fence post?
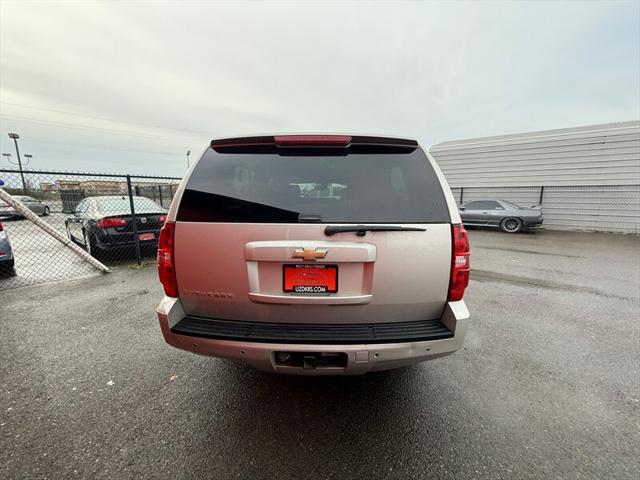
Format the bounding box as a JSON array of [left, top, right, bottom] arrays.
[[460, 187, 464, 204], [539, 185, 545, 205], [126, 175, 142, 266]]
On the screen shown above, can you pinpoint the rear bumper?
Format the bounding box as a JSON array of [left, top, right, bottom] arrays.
[[156, 297, 470, 375], [93, 229, 160, 250], [0, 235, 13, 261], [523, 217, 544, 230]]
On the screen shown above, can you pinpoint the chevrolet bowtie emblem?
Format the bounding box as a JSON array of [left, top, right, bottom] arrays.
[[292, 247, 328, 261]]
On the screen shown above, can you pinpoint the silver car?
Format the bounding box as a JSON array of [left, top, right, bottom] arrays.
[[156, 134, 471, 375], [0, 221, 15, 273], [0, 196, 51, 218], [459, 199, 543, 233]]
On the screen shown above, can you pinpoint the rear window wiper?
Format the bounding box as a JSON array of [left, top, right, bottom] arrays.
[[324, 225, 426, 236]]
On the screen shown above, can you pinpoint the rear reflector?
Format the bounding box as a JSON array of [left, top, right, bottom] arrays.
[[96, 217, 127, 228], [157, 221, 178, 297], [274, 135, 352, 146], [448, 224, 470, 301]]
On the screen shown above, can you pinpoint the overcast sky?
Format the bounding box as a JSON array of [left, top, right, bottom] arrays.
[[0, 0, 638, 177]]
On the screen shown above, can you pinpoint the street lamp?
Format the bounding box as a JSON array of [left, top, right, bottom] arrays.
[[2, 153, 11, 165], [24, 154, 32, 165], [8, 133, 27, 194], [186, 150, 191, 169]]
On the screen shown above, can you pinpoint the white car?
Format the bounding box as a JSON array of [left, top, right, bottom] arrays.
[[0, 196, 50, 218]]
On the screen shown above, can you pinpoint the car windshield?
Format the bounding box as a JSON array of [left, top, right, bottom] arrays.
[[95, 197, 163, 213]]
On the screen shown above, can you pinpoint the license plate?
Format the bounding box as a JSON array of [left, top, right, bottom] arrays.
[[283, 264, 338, 293], [138, 233, 155, 241]]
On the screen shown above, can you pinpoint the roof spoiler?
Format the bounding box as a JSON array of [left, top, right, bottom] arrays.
[[210, 135, 418, 152]]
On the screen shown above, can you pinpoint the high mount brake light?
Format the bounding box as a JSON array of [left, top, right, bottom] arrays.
[[97, 217, 127, 228], [274, 135, 352, 146], [157, 221, 178, 297], [448, 224, 470, 301]]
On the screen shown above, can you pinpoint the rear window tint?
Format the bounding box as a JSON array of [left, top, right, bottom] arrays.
[[178, 148, 450, 223]]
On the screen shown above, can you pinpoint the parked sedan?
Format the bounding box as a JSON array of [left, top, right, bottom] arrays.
[[65, 196, 167, 257], [0, 195, 51, 218], [459, 199, 543, 233], [0, 221, 15, 274]]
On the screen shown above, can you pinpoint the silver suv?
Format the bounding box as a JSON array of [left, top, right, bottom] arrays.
[[156, 135, 470, 375]]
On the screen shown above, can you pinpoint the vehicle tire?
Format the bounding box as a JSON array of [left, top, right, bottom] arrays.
[[43, 206, 50, 216], [500, 217, 523, 233], [65, 223, 75, 243], [83, 230, 97, 257], [0, 259, 15, 276]]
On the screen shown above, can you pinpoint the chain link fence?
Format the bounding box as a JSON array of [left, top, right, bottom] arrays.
[[0, 169, 181, 290], [1, 168, 638, 291]]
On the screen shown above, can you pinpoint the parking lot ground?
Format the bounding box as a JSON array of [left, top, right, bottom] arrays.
[[1, 230, 638, 479]]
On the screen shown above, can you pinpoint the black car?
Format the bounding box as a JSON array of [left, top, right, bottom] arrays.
[[65, 196, 167, 257]]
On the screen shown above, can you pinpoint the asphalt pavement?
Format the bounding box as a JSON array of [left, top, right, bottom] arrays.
[[1, 229, 638, 479]]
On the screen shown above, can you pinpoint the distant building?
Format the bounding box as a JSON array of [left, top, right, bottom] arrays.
[[56, 180, 82, 191], [38, 182, 57, 193], [430, 121, 640, 234], [56, 179, 127, 194]]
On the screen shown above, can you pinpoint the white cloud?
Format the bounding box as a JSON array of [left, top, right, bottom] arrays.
[[0, 0, 638, 175]]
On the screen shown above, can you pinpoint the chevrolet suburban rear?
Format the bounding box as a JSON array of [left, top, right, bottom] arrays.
[[156, 134, 470, 374]]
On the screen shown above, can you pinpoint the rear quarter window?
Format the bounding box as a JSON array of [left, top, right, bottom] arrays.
[[178, 147, 450, 223]]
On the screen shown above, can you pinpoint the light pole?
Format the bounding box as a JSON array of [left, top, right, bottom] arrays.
[[2, 153, 11, 167], [8, 133, 27, 194], [186, 150, 191, 169], [24, 154, 33, 165]]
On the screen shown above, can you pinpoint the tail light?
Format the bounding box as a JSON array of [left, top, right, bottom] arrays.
[[448, 224, 470, 301], [157, 221, 178, 297], [97, 217, 127, 228], [0, 222, 3, 232], [274, 135, 352, 146]]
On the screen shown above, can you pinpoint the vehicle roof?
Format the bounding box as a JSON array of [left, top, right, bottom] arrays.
[[87, 195, 149, 200], [210, 134, 418, 150], [211, 133, 417, 142]]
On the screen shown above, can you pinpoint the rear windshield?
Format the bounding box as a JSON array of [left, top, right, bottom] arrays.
[[178, 148, 450, 223], [96, 197, 163, 213]]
